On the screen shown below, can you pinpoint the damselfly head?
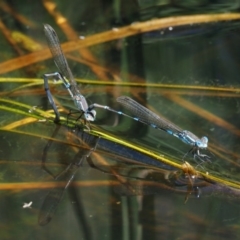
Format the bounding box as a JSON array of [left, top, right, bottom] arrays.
[[85, 110, 96, 121], [195, 136, 208, 148], [199, 136, 208, 148]]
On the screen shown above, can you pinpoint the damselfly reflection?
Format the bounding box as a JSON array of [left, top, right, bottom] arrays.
[[38, 124, 176, 226], [39, 127, 99, 226], [38, 125, 238, 226]]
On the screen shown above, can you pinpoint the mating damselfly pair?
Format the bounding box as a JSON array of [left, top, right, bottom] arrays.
[[43, 24, 209, 161]]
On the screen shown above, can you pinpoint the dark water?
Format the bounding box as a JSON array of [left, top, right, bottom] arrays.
[[1, 0, 240, 239]]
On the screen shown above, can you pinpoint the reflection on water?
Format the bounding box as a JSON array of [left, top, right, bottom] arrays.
[[1, 0, 240, 239], [38, 127, 100, 226]]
